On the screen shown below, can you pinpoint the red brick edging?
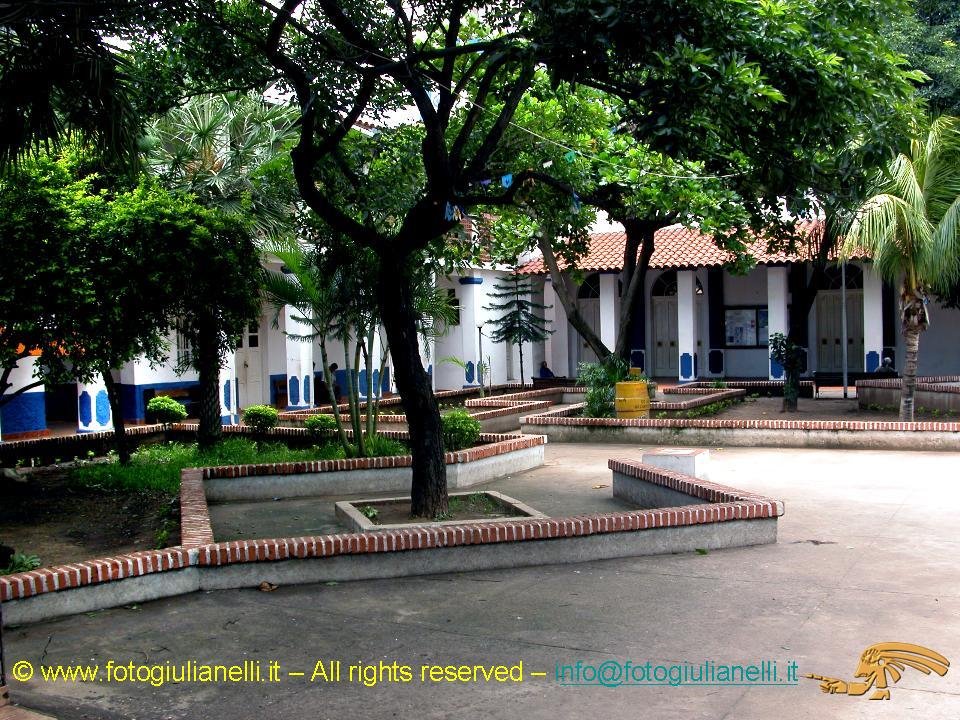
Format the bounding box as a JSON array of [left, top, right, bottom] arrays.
[[197, 433, 544, 479], [0, 548, 191, 601], [1, 449, 779, 604], [608, 459, 784, 514], [523, 404, 960, 432]]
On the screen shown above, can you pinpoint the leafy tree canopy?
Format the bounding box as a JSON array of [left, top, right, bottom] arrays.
[[529, 0, 922, 212]]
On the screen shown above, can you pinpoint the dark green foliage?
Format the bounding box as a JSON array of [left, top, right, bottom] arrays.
[[579, 356, 630, 418], [242, 404, 279, 433], [483, 271, 552, 382], [304, 414, 339, 437], [887, 0, 960, 115], [441, 409, 482, 452], [676, 399, 737, 419], [769, 333, 805, 410], [70, 438, 345, 493], [530, 0, 920, 210], [360, 434, 410, 458], [1, 551, 41, 575], [146, 395, 188, 425]]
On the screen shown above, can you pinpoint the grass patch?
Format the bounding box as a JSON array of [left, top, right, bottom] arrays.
[[655, 399, 739, 420], [435, 492, 503, 521], [70, 438, 347, 493]]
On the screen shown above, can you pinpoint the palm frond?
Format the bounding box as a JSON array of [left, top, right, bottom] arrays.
[[843, 193, 931, 283], [929, 195, 960, 293]]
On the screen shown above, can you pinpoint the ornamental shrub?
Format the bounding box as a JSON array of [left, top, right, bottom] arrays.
[[242, 404, 279, 432], [769, 332, 805, 411], [441, 409, 481, 451], [578, 356, 630, 418], [146, 395, 188, 425], [304, 414, 338, 437]]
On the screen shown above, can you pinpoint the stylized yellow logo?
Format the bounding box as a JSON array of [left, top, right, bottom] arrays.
[[805, 642, 949, 700]]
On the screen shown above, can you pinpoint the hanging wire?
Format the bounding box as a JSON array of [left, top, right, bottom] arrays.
[[293, 16, 741, 183]]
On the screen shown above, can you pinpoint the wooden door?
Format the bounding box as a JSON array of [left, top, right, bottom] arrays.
[[236, 321, 264, 407], [816, 291, 864, 372], [653, 297, 678, 376]]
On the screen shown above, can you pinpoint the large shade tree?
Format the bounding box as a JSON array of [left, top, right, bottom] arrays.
[[175, 0, 921, 517], [0, 146, 256, 458], [842, 116, 960, 420], [484, 78, 750, 363]]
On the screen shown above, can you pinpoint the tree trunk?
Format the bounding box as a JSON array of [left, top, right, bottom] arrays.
[[899, 285, 928, 421], [614, 219, 657, 361], [518, 341, 525, 386], [195, 310, 222, 449], [100, 364, 130, 465], [900, 325, 920, 421], [319, 340, 351, 454], [537, 233, 611, 361], [342, 337, 364, 456], [377, 254, 447, 518]]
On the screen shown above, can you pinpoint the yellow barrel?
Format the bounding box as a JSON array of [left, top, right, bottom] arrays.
[[628, 367, 645, 379], [615, 381, 650, 419]]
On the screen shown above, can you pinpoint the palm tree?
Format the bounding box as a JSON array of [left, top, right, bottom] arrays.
[[842, 116, 960, 420], [263, 238, 456, 456], [0, 2, 143, 171], [145, 92, 297, 446]]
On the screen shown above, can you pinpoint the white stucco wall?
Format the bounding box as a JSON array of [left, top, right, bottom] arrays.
[[725, 268, 767, 305], [904, 301, 960, 375]]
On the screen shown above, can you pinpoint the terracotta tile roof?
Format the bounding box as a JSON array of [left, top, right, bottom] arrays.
[[518, 220, 828, 274]]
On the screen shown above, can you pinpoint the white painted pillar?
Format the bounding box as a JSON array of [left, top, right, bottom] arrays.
[[767, 266, 789, 380], [459, 276, 483, 386], [417, 327, 435, 391], [863, 263, 884, 371], [543, 278, 570, 377], [284, 305, 313, 409], [599, 273, 617, 352], [365, 328, 386, 399], [219, 352, 238, 425], [77, 374, 113, 433], [677, 271, 699, 381]]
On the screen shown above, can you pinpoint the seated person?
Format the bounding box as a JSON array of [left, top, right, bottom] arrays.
[[875, 356, 897, 375], [538, 360, 555, 379], [315, 378, 330, 406]]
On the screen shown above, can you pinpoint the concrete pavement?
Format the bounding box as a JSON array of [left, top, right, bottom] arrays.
[[4, 444, 959, 719]]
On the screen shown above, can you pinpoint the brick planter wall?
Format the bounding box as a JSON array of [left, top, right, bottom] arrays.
[[521, 405, 960, 450], [2, 441, 782, 626]]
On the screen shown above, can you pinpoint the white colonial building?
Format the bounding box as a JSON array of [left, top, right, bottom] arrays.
[[516, 223, 960, 382], [4, 220, 959, 440]]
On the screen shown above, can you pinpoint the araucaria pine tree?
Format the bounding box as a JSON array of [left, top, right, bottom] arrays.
[[483, 272, 552, 384]]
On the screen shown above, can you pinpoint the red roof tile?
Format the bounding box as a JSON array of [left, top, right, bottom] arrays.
[[518, 220, 828, 274]]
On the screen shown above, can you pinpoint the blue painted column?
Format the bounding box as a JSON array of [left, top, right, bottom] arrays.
[[77, 375, 113, 433], [677, 271, 699, 382]]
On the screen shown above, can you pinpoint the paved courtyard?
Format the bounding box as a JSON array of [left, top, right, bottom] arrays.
[[4, 443, 959, 719]]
